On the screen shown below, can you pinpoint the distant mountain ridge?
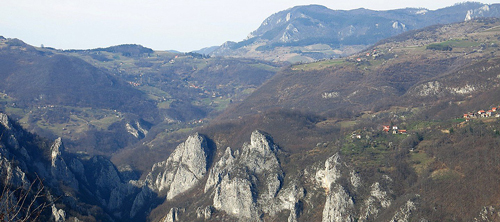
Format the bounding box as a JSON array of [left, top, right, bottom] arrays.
[[212, 2, 500, 63], [65, 44, 154, 57], [0, 39, 157, 119], [218, 17, 500, 120]]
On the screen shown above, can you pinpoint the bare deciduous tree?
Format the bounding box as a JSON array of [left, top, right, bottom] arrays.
[[0, 176, 48, 222]]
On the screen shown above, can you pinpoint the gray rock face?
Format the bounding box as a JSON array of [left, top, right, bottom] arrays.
[[263, 181, 305, 221], [146, 133, 209, 200], [359, 182, 392, 221], [322, 184, 355, 222], [207, 130, 301, 221], [125, 120, 149, 139], [84, 156, 141, 215], [161, 207, 183, 222], [213, 176, 259, 219], [313, 154, 356, 222], [315, 153, 342, 191], [0, 112, 144, 221], [52, 204, 66, 222], [240, 130, 281, 175], [0, 152, 30, 189], [130, 185, 153, 218], [390, 198, 418, 222], [205, 147, 235, 192], [196, 206, 213, 219], [0, 113, 11, 130], [311, 153, 399, 222], [50, 138, 78, 189]]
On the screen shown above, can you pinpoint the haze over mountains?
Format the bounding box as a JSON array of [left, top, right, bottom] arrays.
[[1, 2, 500, 222]]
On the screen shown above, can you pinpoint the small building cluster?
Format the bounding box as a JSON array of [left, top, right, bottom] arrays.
[[463, 106, 500, 121], [382, 125, 407, 134], [354, 49, 380, 62], [128, 81, 141, 87]]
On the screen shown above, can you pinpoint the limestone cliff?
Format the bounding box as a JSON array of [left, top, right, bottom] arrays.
[[146, 133, 209, 200], [50, 138, 78, 189], [204, 130, 303, 221]]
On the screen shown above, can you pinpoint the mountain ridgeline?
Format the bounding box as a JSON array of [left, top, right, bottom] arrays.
[[1, 2, 500, 222], [211, 2, 500, 62]]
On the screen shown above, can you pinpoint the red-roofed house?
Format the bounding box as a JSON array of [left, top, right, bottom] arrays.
[[383, 125, 390, 132]]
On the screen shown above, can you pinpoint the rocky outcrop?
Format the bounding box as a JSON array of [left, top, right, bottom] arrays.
[[0, 112, 148, 221], [0, 152, 30, 189], [161, 207, 182, 222], [50, 138, 78, 189], [2, 113, 430, 222], [146, 133, 209, 200], [0, 113, 12, 130], [390, 197, 419, 222], [309, 153, 403, 222], [206, 130, 302, 221], [322, 184, 355, 222], [125, 120, 149, 139], [359, 181, 393, 221], [213, 176, 259, 219], [313, 154, 356, 222], [196, 206, 213, 220], [130, 185, 153, 218], [474, 206, 500, 222], [315, 154, 343, 191], [81, 155, 143, 217], [52, 204, 66, 222], [205, 147, 236, 192]]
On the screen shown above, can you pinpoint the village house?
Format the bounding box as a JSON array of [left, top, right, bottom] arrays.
[[383, 125, 390, 132], [351, 133, 362, 139], [478, 110, 487, 118], [486, 110, 493, 117], [382, 125, 407, 134], [460, 105, 500, 120]]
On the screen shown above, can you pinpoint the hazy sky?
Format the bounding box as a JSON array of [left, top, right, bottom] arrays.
[[1, 0, 498, 52]]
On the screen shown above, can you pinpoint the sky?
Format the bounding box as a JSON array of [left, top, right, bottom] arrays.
[[1, 0, 498, 52]]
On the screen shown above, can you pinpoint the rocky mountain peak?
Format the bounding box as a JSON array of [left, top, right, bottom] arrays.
[[49, 137, 78, 189], [316, 153, 342, 191], [50, 137, 63, 165], [249, 130, 276, 153], [146, 133, 209, 200], [0, 113, 12, 130], [241, 130, 280, 175]]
